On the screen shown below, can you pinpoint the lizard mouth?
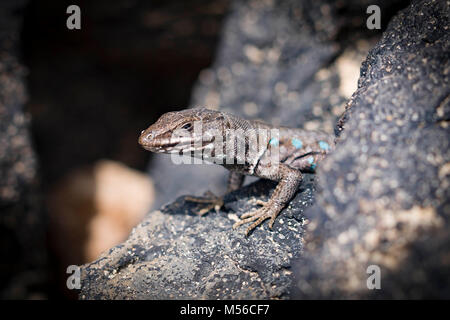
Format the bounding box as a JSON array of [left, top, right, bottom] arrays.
[[144, 135, 216, 154]]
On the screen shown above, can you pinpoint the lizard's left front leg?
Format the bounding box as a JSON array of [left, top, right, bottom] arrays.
[[233, 164, 303, 235]]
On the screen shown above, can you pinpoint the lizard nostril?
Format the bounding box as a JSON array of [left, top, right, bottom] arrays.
[[139, 131, 153, 145]]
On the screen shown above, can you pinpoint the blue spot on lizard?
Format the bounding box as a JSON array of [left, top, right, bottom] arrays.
[[318, 141, 330, 151], [291, 138, 303, 149], [269, 137, 279, 146], [307, 156, 316, 170]]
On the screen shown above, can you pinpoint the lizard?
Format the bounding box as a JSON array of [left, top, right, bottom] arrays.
[[138, 108, 335, 235]]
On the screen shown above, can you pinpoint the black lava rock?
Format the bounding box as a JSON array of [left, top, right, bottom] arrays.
[[80, 177, 314, 299], [292, 0, 450, 299]]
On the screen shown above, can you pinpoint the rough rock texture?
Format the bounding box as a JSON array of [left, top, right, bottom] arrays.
[[292, 0, 450, 299], [79, 0, 450, 299], [0, 0, 47, 299], [80, 176, 314, 299]]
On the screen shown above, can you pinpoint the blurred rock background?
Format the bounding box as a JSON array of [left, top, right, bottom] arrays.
[[1, 0, 229, 299], [0, 0, 46, 299]]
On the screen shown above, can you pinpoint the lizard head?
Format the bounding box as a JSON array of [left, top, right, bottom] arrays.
[[138, 108, 226, 155]]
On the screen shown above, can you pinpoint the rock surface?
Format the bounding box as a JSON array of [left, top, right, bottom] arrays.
[[80, 176, 314, 299], [291, 0, 450, 298], [80, 0, 449, 299]]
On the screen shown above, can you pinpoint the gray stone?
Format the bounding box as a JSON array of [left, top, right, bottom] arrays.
[[291, 0, 450, 299], [80, 176, 314, 299]]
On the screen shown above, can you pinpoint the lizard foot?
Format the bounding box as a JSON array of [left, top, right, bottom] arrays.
[[184, 191, 224, 216], [232, 201, 282, 236]]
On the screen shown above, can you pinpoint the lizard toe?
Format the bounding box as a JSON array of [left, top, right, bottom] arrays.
[[233, 205, 271, 230], [234, 202, 284, 234], [239, 205, 268, 219], [254, 199, 268, 206], [245, 214, 272, 236]]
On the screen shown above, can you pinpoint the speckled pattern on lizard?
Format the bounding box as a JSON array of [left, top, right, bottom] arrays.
[[139, 108, 335, 235]]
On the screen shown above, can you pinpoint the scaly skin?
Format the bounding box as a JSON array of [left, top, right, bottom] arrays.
[[139, 108, 335, 235]]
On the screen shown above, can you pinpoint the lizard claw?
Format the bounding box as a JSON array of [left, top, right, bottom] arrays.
[[237, 199, 267, 219]]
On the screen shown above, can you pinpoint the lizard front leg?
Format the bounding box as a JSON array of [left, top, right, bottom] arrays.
[[233, 164, 303, 235], [184, 171, 245, 215]]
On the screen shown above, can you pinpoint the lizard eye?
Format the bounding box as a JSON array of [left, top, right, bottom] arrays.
[[181, 122, 192, 130]]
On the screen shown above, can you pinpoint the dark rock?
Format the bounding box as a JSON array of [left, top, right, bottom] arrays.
[[80, 176, 314, 299], [292, 0, 450, 299], [0, 0, 47, 299]]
